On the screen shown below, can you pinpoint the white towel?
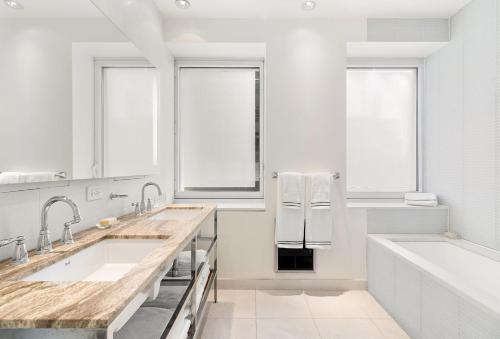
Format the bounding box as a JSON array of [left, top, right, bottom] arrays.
[[275, 172, 306, 248], [20, 172, 58, 183], [0, 172, 22, 184], [405, 200, 438, 207], [405, 193, 437, 201], [196, 263, 210, 308], [305, 173, 333, 249]]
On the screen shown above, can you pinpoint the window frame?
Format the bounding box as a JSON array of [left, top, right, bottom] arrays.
[[174, 59, 265, 200], [346, 61, 423, 199], [94, 58, 157, 179]]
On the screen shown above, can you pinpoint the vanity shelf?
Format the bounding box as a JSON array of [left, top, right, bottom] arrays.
[[116, 209, 218, 339]]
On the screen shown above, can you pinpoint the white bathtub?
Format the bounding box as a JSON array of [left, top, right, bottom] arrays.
[[368, 234, 500, 339]]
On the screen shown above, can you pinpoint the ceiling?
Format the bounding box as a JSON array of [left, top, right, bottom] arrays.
[[0, 0, 103, 18], [153, 0, 471, 19]]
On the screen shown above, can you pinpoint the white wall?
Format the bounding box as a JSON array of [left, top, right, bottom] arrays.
[[164, 19, 368, 284], [423, 0, 499, 248], [0, 0, 174, 261]]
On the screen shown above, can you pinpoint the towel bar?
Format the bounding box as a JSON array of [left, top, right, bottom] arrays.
[[272, 171, 340, 180]]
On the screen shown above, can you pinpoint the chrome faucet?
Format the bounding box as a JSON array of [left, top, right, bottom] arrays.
[[140, 182, 162, 214], [38, 196, 81, 254], [0, 236, 28, 264]]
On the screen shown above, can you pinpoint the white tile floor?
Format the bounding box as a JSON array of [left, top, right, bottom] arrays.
[[200, 289, 410, 339]]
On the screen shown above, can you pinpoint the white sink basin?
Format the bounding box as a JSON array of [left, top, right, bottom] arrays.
[[22, 239, 165, 282], [149, 207, 203, 221]]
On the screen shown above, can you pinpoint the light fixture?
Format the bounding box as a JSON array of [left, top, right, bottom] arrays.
[[175, 0, 190, 9], [4, 0, 23, 9], [301, 0, 316, 10]]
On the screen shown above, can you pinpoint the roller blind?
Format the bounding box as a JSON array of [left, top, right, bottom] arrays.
[[347, 68, 418, 193], [177, 67, 260, 193]]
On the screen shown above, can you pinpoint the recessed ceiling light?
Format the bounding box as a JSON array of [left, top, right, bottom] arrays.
[[301, 0, 316, 10], [4, 0, 23, 9], [175, 0, 190, 9]]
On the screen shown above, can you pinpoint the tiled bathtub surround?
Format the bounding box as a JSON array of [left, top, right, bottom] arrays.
[[367, 235, 500, 339]]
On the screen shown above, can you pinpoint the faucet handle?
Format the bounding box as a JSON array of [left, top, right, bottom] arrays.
[[61, 222, 75, 245], [13, 236, 28, 264], [132, 202, 141, 216], [0, 236, 29, 264]]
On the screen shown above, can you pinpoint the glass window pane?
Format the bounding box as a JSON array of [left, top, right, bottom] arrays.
[[347, 68, 417, 193]]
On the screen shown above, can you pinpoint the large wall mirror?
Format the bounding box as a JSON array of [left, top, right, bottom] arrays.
[[0, 0, 159, 185]]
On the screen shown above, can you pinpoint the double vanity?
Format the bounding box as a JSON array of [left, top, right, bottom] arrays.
[[0, 203, 217, 339]]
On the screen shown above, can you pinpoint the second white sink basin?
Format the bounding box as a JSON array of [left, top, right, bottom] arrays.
[[22, 239, 165, 282], [149, 207, 203, 221]]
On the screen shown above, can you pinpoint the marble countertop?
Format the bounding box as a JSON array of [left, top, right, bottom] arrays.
[[0, 203, 216, 329]]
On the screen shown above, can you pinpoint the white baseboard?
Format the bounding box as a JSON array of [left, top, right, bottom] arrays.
[[217, 278, 367, 291]]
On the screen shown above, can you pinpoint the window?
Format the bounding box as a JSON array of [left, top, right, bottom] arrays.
[[94, 59, 159, 178], [346, 67, 418, 197], [175, 61, 264, 199]]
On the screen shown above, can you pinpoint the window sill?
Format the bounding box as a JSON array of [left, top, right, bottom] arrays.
[[174, 198, 266, 211], [346, 200, 448, 210]]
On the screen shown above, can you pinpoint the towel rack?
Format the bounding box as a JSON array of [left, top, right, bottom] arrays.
[[272, 171, 340, 180]]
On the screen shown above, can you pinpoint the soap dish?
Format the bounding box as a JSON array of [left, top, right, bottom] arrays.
[[95, 223, 111, 230]]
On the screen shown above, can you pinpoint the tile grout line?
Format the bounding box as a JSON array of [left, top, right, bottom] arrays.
[[254, 288, 258, 339], [369, 318, 390, 339], [303, 289, 323, 338]]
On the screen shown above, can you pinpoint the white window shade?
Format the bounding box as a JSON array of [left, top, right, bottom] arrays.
[[102, 67, 159, 177], [347, 68, 417, 193], [177, 67, 260, 195]]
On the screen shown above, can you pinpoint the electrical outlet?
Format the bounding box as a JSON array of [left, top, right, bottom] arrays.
[[87, 186, 104, 201]]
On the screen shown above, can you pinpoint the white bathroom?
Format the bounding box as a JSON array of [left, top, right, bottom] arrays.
[[0, 0, 498, 338]]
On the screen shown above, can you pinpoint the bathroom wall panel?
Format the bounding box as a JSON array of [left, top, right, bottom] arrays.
[[366, 208, 448, 234], [367, 240, 395, 311], [462, 0, 497, 248], [460, 300, 500, 338], [421, 276, 460, 339], [394, 257, 422, 339], [424, 0, 499, 250]]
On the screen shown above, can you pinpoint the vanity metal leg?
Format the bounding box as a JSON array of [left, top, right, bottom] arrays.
[[189, 236, 197, 337], [214, 210, 218, 303]]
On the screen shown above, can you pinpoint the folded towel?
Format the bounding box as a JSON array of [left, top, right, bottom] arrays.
[[20, 172, 58, 183], [196, 263, 210, 308], [405, 200, 438, 207], [163, 308, 190, 339], [142, 285, 187, 309], [404, 193, 437, 201], [305, 173, 333, 249], [0, 172, 21, 184], [179, 318, 191, 339], [275, 173, 306, 248], [115, 307, 173, 339], [167, 249, 207, 278]]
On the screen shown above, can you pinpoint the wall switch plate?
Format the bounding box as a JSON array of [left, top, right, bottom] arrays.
[[87, 186, 104, 201]]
